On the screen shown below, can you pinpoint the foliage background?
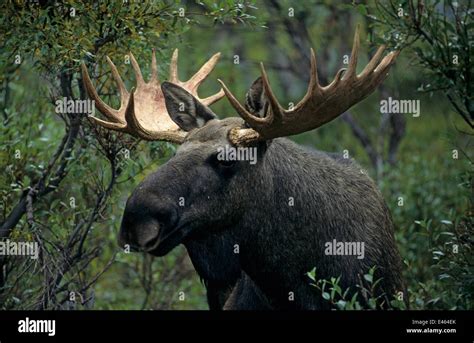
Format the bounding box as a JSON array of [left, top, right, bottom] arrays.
[[0, 0, 472, 310]]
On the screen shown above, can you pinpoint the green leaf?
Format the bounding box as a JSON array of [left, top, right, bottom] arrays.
[[306, 267, 316, 282], [364, 273, 373, 283], [336, 300, 347, 309]]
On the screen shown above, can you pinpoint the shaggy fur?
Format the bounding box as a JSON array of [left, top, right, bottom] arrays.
[[119, 82, 406, 310], [120, 117, 406, 310]]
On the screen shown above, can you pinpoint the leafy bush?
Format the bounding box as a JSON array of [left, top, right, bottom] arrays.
[[307, 266, 407, 310]]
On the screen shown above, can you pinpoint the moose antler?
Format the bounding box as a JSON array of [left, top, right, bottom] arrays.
[[81, 49, 224, 143], [218, 26, 400, 145]]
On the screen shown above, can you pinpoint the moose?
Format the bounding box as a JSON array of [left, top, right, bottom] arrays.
[[81, 27, 406, 310]]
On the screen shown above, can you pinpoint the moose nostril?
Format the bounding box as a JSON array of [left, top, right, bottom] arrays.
[[144, 235, 160, 250], [119, 197, 179, 251], [154, 205, 178, 229]]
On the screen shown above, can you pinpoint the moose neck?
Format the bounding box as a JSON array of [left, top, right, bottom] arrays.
[[233, 138, 326, 308]]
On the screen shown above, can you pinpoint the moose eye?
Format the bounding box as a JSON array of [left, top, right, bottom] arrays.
[[218, 159, 237, 168], [209, 153, 238, 171]]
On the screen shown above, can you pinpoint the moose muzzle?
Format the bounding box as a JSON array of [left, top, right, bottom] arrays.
[[118, 191, 180, 256]]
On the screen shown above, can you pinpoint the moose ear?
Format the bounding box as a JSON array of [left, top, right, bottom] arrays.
[[244, 77, 268, 118], [161, 82, 217, 131]]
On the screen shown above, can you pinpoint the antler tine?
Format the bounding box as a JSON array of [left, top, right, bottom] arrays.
[[150, 48, 158, 82], [186, 52, 222, 92], [360, 45, 386, 77], [259, 62, 284, 124], [360, 50, 399, 92], [106, 56, 129, 107], [293, 48, 322, 112], [89, 115, 127, 130], [129, 52, 145, 87], [169, 49, 179, 83], [81, 63, 122, 123], [201, 88, 225, 106], [168, 49, 224, 104], [375, 50, 400, 74], [308, 48, 321, 93], [345, 25, 360, 79], [324, 67, 346, 90], [123, 90, 150, 140], [217, 79, 271, 126], [372, 51, 400, 85]]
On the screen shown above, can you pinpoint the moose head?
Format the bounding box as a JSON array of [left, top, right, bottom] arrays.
[[81, 27, 404, 309]]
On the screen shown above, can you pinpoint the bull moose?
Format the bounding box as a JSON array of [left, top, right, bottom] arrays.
[[81, 27, 406, 310]]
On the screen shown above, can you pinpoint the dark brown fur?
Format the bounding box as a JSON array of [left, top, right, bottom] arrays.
[[119, 83, 406, 310]]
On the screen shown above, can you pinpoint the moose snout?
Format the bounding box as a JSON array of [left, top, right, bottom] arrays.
[[118, 194, 179, 253], [118, 215, 160, 251]]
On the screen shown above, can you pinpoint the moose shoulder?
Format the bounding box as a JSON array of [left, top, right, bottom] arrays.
[[82, 27, 406, 309]]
